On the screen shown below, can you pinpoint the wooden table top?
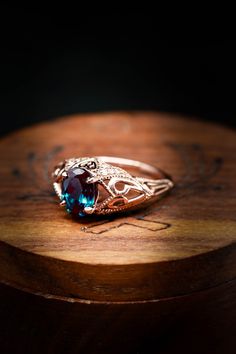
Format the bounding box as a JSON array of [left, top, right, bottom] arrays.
[[0, 112, 235, 302]]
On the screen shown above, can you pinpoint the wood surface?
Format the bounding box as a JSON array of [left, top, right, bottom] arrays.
[[0, 112, 236, 302]]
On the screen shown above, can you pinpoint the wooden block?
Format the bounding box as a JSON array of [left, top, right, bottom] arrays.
[[1, 112, 236, 353], [0, 112, 235, 303]]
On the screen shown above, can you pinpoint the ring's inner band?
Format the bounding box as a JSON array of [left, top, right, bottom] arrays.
[[97, 156, 169, 180]]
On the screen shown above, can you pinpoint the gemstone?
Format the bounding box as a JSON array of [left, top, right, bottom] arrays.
[[61, 167, 97, 217]]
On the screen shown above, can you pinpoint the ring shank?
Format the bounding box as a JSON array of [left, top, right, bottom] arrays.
[[97, 156, 170, 180]]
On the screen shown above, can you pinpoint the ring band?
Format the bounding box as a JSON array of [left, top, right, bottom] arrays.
[[52, 156, 174, 217]]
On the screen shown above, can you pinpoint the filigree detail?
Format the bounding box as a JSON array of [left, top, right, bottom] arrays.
[[52, 157, 173, 216]]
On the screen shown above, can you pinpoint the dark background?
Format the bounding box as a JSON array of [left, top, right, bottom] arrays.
[[1, 9, 236, 137]]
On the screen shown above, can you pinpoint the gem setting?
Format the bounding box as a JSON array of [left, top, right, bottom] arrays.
[[61, 167, 98, 217]]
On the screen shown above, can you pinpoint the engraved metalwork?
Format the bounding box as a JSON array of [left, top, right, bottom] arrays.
[[52, 156, 174, 216]]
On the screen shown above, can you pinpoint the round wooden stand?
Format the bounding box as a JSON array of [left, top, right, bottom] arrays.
[[0, 112, 235, 353]]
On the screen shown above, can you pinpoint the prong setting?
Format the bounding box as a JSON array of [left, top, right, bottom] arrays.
[[84, 206, 95, 214]]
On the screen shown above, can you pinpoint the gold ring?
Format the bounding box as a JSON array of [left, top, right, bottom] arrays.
[[52, 156, 174, 218]]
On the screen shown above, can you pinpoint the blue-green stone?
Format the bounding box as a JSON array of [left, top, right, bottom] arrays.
[[61, 167, 97, 217]]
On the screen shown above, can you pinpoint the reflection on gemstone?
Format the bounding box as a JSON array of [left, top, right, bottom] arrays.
[[61, 167, 97, 217]]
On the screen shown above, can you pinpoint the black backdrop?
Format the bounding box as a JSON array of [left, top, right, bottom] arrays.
[[1, 9, 236, 137]]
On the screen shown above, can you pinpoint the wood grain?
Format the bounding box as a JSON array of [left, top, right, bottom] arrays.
[[0, 112, 236, 301]]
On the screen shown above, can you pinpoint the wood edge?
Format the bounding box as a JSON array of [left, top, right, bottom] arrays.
[[0, 110, 235, 143], [1, 239, 236, 302], [1, 275, 236, 306]]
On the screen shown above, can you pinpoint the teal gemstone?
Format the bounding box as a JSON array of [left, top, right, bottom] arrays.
[[61, 167, 97, 217]]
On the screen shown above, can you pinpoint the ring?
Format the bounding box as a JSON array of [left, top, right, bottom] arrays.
[[52, 156, 174, 217]]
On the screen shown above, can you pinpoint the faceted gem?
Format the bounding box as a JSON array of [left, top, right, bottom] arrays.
[[61, 167, 97, 217]]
